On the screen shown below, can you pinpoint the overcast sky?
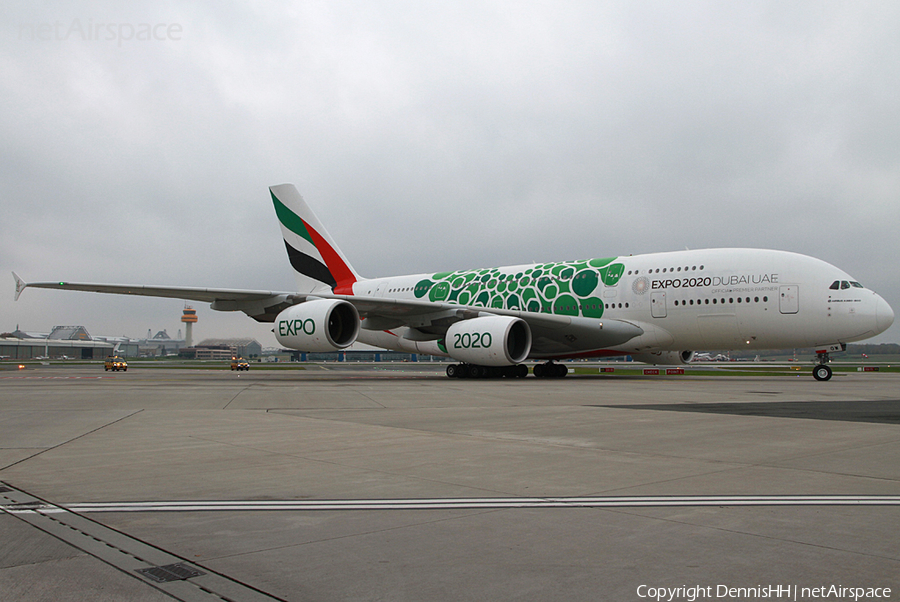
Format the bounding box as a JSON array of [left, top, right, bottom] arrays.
[[3, 0, 898, 348]]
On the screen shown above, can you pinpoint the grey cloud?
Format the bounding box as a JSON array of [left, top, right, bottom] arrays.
[[3, 0, 897, 344]]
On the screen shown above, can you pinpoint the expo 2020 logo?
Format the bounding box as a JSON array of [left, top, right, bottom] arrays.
[[632, 276, 650, 295]]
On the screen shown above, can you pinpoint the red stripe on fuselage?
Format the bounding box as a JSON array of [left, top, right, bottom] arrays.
[[541, 349, 628, 360], [303, 219, 357, 295]]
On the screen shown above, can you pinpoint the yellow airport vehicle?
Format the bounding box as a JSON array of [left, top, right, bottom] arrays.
[[231, 357, 250, 371], [104, 356, 127, 372]]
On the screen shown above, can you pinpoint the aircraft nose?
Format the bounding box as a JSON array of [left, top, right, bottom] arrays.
[[875, 294, 894, 335]]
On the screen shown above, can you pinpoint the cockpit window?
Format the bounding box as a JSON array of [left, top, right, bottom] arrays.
[[831, 280, 865, 290]]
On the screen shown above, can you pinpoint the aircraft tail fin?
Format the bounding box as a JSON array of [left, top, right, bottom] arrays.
[[269, 184, 361, 295]]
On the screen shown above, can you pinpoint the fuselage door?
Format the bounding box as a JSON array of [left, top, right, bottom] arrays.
[[779, 285, 799, 314], [651, 291, 667, 318]]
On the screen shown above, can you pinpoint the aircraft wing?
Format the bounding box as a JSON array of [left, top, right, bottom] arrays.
[[13, 273, 298, 323], [13, 273, 644, 352]]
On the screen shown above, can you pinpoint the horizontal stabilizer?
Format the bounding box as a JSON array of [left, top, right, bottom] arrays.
[[12, 272, 26, 301]]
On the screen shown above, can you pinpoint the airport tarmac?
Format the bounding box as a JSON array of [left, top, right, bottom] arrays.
[[1, 364, 898, 601]]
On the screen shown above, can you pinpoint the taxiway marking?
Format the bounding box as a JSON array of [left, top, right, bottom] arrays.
[[5, 495, 898, 514], [0, 484, 287, 602], [0, 375, 114, 379]]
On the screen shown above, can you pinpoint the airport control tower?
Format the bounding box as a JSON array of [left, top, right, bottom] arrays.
[[181, 306, 198, 347]]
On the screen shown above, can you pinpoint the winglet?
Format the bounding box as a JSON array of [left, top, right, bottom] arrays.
[[12, 272, 27, 301]]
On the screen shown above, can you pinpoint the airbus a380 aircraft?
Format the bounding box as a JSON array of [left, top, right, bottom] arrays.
[[14, 184, 894, 381]]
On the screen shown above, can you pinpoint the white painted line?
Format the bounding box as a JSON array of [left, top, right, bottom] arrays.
[[26, 495, 900, 514]]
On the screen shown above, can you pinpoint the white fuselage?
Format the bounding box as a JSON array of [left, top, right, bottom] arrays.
[[350, 249, 893, 358]]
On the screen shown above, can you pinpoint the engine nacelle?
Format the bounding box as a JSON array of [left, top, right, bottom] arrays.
[[630, 350, 695, 365], [445, 316, 532, 366], [274, 299, 360, 352]]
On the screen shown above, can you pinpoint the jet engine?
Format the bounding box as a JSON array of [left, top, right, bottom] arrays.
[[274, 299, 360, 352], [444, 316, 532, 366], [630, 350, 695, 365]]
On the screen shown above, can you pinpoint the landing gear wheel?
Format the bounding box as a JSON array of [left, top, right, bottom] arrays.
[[533, 362, 568, 378], [448, 363, 528, 379], [813, 364, 832, 381]]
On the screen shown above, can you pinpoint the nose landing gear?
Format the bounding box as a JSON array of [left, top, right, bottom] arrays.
[[813, 344, 846, 381], [813, 363, 832, 381], [813, 349, 834, 381]]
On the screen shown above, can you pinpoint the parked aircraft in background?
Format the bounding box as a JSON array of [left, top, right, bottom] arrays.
[[14, 184, 894, 380]]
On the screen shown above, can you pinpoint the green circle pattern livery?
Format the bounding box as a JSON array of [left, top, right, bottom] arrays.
[[414, 257, 624, 319]]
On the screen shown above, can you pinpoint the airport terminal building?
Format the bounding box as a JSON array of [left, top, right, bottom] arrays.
[[196, 338, 263, 358]]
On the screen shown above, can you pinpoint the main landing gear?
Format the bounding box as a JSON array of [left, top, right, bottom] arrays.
[[813, 351, 833, 381], [532, 362, 569, 378], [444, 362, 570, 379], [446, 363, 528, 379]]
